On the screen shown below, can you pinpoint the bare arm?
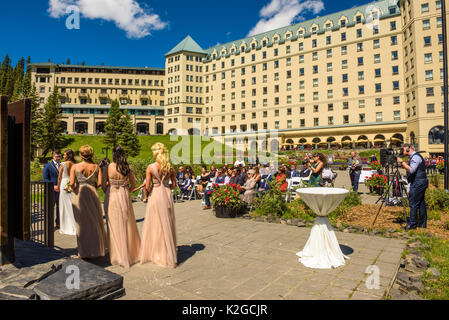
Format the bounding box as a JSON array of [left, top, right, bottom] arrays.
[[57, 165, 63, 189], [145, 166, 153, 195], [97, 165, 102, 189], [129, 170, 136, 193], [101, 166, 108, 193], [171, 169, 177, 190], [310, 161, 324, 174], [69, 164, 76, 188]]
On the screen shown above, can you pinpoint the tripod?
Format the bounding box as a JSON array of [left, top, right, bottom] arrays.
[[372, 164, 409, 227]]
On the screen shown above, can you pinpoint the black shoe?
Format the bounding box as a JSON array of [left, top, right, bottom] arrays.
[[404, 225, 417, 231], [55, 225, 60, 230]]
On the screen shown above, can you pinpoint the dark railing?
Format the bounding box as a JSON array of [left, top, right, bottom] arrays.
[[30, 181, 54, 247]]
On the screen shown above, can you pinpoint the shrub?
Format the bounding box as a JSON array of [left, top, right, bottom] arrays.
[[253, 179, 288, 217], [286, 198, 315, 222], [328, 191, 362, 224], [211, 183, 243, 210], [425, 189, 449, 217], [129, 158, 150, 185], [430, 173, 441, 189]]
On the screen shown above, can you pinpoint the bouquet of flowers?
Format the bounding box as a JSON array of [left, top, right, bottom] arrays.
[[64, 183, 73, 193], [369, 161, 382, 171], [365, 174, 388, 188], [437, 160, 445, 172], [211, 183, 243, 210]]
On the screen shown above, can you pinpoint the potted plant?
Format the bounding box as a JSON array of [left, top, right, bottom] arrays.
[[365, 174, 387, 195], [211, 183, 243, 218], [369, 161, 383, 174], [437, 160, 445, 173]]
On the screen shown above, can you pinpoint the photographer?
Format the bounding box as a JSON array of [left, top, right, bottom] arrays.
[[397, 144, 428, 230]]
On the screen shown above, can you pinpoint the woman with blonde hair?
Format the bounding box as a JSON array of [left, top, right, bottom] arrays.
[[69, 145, 107, 259], [139, 143, 178, 268]]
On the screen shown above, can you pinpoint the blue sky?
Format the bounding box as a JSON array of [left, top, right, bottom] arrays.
[[0, 0, 372, 68]]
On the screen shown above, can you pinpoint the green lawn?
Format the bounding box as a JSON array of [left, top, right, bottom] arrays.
[[63, 135, 235, 164]]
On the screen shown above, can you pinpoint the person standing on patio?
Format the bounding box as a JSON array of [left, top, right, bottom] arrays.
[[140, 143, 178, 268], [57, 149, 77, 235], [348, 151, 362, 192], [308, 153, 326, 187], [43, 150, 62, 229], [105, 146, 141, 269], [69, 146, 107, 259]]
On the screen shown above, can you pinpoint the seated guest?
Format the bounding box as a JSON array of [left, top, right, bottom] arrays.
[[290, 165, 299, 178], [209, 165, 217, 181], [185, 166, 195, 180], [180, 172, 193, 196], [176, 166, 186, 186], [238, 167, 247, 186], [197, 165, 210, 193], [224, 168, 233, 185], [276, 167, 288, 192], [299, 161, 312, 178], [229, 168, 239, 185], [214, 168, 227, 185], [241, 170, 257, 204], [253, 167, 262, 185]]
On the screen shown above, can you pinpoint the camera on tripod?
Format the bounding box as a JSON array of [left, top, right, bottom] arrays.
[[380, 148, 405, 168]]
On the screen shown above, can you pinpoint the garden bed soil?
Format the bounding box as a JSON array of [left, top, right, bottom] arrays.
[[337, 205, 449, 240]]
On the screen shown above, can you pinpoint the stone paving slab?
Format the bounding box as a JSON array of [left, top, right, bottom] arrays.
[[53, 199, 406, 300]]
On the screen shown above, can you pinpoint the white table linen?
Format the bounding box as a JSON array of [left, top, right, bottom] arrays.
[[296, 188, 349, 269]]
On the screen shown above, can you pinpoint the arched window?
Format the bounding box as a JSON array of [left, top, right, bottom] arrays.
[[429, 126, 444, 144], [156, 122, 164, 135]]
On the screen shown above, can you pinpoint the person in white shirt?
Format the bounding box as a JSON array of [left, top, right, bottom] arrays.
[[234, 157, 245, 167]]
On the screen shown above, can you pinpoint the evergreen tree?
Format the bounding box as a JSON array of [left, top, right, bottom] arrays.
[[11, 57, 25, 102], [0, 55, 11, 95], [29, 84, 43, 156], [39, 86, 67, 157], [66, 58, 71, 65], [119, 111, 141, 158], [104, 100, 123, 148]]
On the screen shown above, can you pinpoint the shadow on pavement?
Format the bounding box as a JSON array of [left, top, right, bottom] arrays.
[[177, 244, 205, 265]]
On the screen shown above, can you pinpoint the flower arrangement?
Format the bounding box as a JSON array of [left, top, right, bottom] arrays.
[[211, 183, 243, 210], [365, 174, 388, 188], [63, 183, 73, 193], [437, 160, 445, 172], [369, 161, 382, 171]]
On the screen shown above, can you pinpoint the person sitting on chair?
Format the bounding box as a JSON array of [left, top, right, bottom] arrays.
[[299, 160, 311, 178], [180, 172, 192, 197]]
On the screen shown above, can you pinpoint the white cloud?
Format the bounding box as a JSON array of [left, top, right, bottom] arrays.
[[47, 0, 167, 39], [248, 0, 325, 36]]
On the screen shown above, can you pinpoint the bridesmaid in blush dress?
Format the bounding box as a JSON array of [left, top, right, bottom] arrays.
[[69, 145, 107, 259], [139, 143, 178, 268], [105, 146, 141, 269]]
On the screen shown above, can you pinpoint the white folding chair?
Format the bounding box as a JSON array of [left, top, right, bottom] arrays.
[[285, 179, 293, 202]]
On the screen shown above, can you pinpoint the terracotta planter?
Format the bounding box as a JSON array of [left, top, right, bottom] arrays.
[[214, 206, 237, 218]]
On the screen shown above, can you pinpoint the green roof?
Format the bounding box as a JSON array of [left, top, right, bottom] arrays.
[[165, 35, 207, 57], [30, 62, 164, 72], [204, 0, 400, 61]]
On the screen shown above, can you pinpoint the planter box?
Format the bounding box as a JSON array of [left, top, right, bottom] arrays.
[[215, 206, 238, 218]]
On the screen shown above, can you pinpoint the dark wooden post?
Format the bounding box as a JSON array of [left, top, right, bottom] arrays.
[[0, 96, 13, 265], [7, 99, 31, 241]]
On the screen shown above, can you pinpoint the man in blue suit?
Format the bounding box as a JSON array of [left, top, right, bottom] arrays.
[[43, 150, 62, 228]]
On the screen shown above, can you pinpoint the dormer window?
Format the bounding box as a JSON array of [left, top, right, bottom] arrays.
[[312, 27, 317, 34], [341, 20, 346, 27], [299, 30, 304, 37], [325, 23, 331, 30], [356, 16, 362, 23]]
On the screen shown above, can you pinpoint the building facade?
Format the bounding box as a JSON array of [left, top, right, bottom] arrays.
[[30, 63, 166, 135], [32, 0, 448, 155]]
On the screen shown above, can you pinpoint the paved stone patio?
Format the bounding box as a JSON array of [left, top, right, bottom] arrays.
[[54, 197, 407, 300]]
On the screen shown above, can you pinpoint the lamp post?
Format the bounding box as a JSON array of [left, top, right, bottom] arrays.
[[442, 0, 449, 191]]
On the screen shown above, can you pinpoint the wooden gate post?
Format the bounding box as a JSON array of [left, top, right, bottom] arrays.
[[0, 96, 13, 265]]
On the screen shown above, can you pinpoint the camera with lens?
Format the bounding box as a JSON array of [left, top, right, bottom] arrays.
[[380, 148, 405, 167]]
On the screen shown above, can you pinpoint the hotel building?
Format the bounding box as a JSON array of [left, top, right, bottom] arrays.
[[32, 0, 448, 155]]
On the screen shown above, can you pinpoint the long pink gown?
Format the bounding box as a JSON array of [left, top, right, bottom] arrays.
[[107, 168, 141, 269], [139, 164, 177, 268]]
